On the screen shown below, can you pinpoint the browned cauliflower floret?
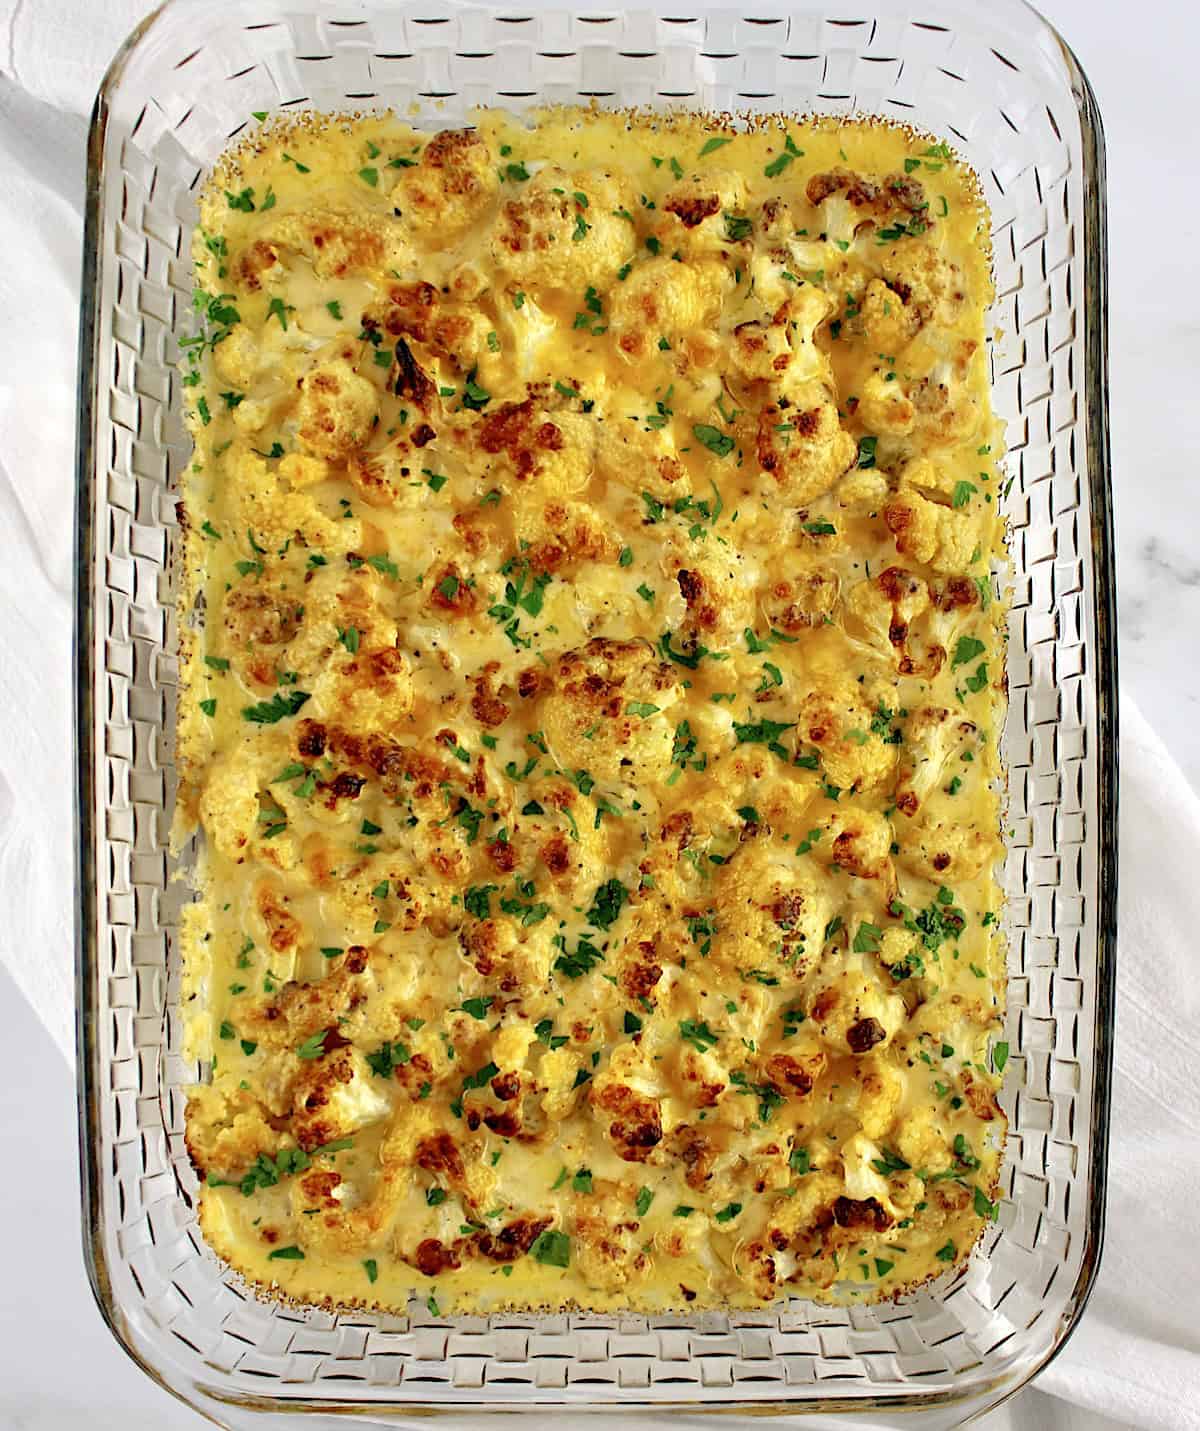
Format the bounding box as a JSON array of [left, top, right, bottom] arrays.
[[460, 915, 554, 995], [857, 277, 925, 351], [512, 494, 615, 574], [608, 256, 728, 361], [591, 1044, 665, 1163], [294, 358, 379, 462], [737, 1169, 846, 1297], [808, 956, 908, 1055], [827, 1056, 906, 1140], [665, 543, 757, 649], [476, 398, 594, 493], [370, 277, 492, 370], [593, 411, 688, 499], [755, 397, 857, 503], [310, 646, 413, 736], [730, 285, 832, 395], [489, 165, 636, 289], [818, 806, 895, 887], [762, 561, 841, 633], [198, 747, 263, 859], [262, 207, 399, 279], [898, 818, 996, 884], [218, 576, 305, 689], [212, 325, 260, 388], [843, 565, 956, 677], [290, 1046, 393, 1151], [894, 706, 978, 818], [883, 459, 988, 575], [185, 1084, 282, 1180], [878, 244, 968, 330], [856, 367, 916, 435], [392, 129, 500, 246], [656, 169, 749, 254], [540, 637, 681, 786], [795, 684, 898, 794], [573, 1200, 651, 1291], [805, 167, 930, 246], [894, 1104, 955, 1174], [228, 447, 364, 557], [712, 844, 832, 979]]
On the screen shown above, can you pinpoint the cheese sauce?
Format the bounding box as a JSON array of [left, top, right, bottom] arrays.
[[176, 107, 1008, 1314]]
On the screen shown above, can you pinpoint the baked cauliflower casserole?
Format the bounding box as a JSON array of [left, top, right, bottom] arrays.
[[176, 108, 1008, 1315]]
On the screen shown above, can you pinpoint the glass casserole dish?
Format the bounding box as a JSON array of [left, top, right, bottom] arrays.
[[73, 0, 1117, 1425]]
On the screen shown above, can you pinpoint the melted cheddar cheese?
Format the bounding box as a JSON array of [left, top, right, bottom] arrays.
[[177, 107, 1008, 1315]]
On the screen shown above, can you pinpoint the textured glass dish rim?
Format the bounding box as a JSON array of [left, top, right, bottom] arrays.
[[71, 0, 1119, 1420]]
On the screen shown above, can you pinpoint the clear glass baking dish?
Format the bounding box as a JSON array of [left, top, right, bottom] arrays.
[[73, 0, 1117, 1424]]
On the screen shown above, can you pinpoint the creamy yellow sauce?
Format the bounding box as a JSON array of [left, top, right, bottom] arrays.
[[176, 107, 1008, 1316]]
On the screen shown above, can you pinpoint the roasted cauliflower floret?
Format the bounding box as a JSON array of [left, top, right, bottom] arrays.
[[856, 367, 917, 435], [593, 410, 688, 498], [460, 916, 554, 995], [730, 286, 832, 394], [755, 397, 857, 503], [489, 166, 636, 289], [294, 358, 379, 462], [477, 399, 595, 493], [795, 684, 898, 794], [262, 207, 399, 279], [805, 167, 930, 245], [573, 1201, 651, 1291], [392, 129, 500, 246], [230, 448, 363, 557], [185, 1084, 282, 1180], [883, 459, 989, 576], [609, 256, 728, 360], [762, 561, 841, 632], [878, 244, 968, 330], [540, 637, 682, 787], [899, 818, 996, 884], [666, 543, 757, 649], [857, 277, 924, 351], [808, 957, 907, 1055], [712, 845, 832, 979], [199, 747, 263, 859], [291, 1046, 393, 1151], [894, 706, 978, 818], [212, 325, 260, 388], [512, 493, 615, 573], [591, 1044, 665, 1163], [657, 169, 749, 253]]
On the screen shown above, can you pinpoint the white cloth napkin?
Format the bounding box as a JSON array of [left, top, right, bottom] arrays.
[[3, 2, 1198, 1427]]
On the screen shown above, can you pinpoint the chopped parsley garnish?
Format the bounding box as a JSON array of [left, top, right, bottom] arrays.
[[241, 690, 310, 724], [678, 1019, 719, 1053], [585, 877, 628, 931], [692, 423, 735, 458], [763, 131, 802, 178], [529, 1229, 570, 1267], [733, 714, 794, 760], [952, 636, 985, 668], [295, 1030, 329, 1060]]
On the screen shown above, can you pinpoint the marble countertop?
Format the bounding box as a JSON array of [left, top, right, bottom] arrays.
[[0, 0, 1195, 1427]]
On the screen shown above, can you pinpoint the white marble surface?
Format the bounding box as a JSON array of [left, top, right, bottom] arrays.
[[1, 0, 1197, 1427]]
